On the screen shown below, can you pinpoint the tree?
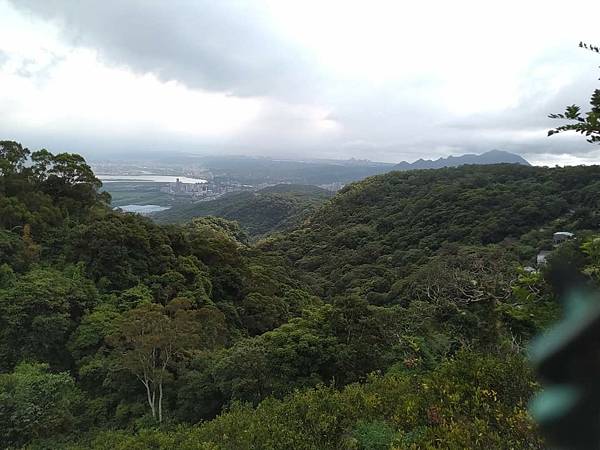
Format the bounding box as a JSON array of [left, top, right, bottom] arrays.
[[0, 267, 98, 371], [117, 283, 154, 311], [241, 292, 289, 335], [0, 140, 30, 176], [0, 229, 25, 270], [30, 148, 54, 182], [68, 303, 123, 391], [108, 300, 206, 422], [22, 223, 41, 265], [0, 362, 81, 448], [71, 213, 176, 291], [40, 152, 101, 187], [548, 43, 599, 144]]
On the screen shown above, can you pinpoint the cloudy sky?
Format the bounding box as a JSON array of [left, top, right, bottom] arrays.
[[1, 0, 599, 165]]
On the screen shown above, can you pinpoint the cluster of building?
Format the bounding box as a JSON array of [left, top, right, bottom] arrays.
[[160, 178, 208, 195], [159, 178, 252, 201], [318, 181, 346, 192]]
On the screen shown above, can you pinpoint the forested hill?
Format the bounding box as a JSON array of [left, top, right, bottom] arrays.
[[152, 184, 332, 238], [263, 163, 600, 300], [4, 140, 600, 449]]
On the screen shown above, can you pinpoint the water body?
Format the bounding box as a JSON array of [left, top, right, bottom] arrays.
[[118, 204, 170, 214], [99, 175, 207, 184]]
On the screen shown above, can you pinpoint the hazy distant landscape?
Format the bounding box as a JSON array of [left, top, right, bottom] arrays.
[[98, 150, 532, 218], [1, 1, 599, 449]]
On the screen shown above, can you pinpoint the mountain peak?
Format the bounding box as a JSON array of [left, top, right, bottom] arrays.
[[394, 150, 530, 171]]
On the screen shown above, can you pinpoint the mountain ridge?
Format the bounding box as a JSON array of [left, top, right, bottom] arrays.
[[394, 150, 530, 171]]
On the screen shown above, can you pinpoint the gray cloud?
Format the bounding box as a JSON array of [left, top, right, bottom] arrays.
[[13, 0, 322, 99], [5, 0, 600, 164]]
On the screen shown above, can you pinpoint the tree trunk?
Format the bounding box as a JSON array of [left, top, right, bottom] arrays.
[[158, 381, 163, 423], [143, 380, 156, 419]]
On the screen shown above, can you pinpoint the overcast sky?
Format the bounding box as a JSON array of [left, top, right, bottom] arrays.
[[1, 0, 599, 165]]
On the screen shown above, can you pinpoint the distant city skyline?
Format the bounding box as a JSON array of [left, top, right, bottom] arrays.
[[1, 0, 599, 166]]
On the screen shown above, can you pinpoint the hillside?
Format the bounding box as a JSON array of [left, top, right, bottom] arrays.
[[4, 142, 600, 448], [152, 184, 333, 238], [394, 150, 530, 171], [264, 164, 600, 301]]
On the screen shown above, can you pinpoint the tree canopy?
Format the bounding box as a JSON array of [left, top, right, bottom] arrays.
[[3, 138, 600, 448]]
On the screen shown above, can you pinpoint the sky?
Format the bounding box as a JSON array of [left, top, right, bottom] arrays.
[[0, 0, 599, 165]]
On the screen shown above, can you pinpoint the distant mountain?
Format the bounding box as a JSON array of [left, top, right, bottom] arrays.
[[394, 150, 530, 171]]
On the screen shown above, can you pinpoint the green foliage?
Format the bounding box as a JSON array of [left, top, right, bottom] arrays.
[[581, 236, 600, 281], [352, 420, 398, 450], [6, 140, 600, 448], [264, 164, 600, 300], [0, 267, 98, 371], [107, 299, 226, 422], [153, 184, 332, 238], [78, 351, 541, 450], [548, 91, 600, 144], [499, 268, 560, 339], [548, 47, 599, 144], [69, 212, 176, 291], [0, 362, 81, 448]]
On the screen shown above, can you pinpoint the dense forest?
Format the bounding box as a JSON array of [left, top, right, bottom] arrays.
[[152, 184, 333, 239], [2, 138, 600, 449], [263, 163, 600, 301]]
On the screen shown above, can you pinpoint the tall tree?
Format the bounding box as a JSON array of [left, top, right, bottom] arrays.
[[108, 300, 210, 422], [0, 141, 29, 176]]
